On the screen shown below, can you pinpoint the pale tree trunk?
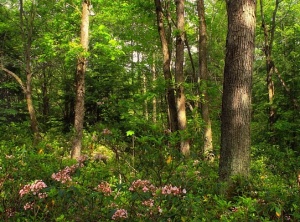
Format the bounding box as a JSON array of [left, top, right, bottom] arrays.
[[197, 0, 213, 159], [152, 53, 157, 123], [71, 0, 89, 159], [260, 0, 279, 141], [219, 0, 256, 181], [41, 68, 49, 122], [20, 0, 40, 143], [142, 72, 149, 120], [154, 0, 178, 132], [175, 0, 189, 156]]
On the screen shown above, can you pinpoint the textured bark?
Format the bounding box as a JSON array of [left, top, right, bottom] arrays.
[[71, 0, 89, 159], [219, 0, 256, 181], [197, 0, 213, 158], [154, 0, 178, 132], [175, 0, 189, 156]]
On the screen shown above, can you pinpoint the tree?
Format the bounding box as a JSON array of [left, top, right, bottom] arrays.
[[154, 0, 178, 132], [259, 0, 279, 141], [197, 0, 213, 159], [1, 0, 40, 143], [174, 0, 189, 156], [71, 0, 90, 159], [219, 0, 256, 181]]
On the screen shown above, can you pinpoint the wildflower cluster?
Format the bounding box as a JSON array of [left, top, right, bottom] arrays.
[[19, 180, 47, 198], [5, 208, 15, 218], [112, 209, 128, 220], [23, 202, 35, 210], [19, 180, 48, 211], [96, 181, 112, 196], [161, 185, 186, 196], [51, 156, 88, 184], [129, 179, 157, 194], [51, 165, 77, 183], [142, 198, 154, 207]]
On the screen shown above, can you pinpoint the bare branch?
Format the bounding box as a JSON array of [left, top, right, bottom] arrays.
[[0, 66, 26, 93]]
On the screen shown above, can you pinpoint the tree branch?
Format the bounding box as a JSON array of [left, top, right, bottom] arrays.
[[0, 66, 26, 93]]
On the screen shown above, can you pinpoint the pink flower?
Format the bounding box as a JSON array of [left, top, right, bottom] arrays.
[[38, 192, 48, 199], [30, 180, 47, 195], [142, 199, 154, 207], [19, 180, 47, 197], [158, 206, 163, 213], [23, 202, 34, 210], [129, 179, 156, 194], [161, 185, 186, 196], [52, 165, 77, 183], [142, 186, 149, 192], [5, 208, 15, 218], [112, 209, 128, 220], [19, 184, 31, 197], [96, 181, 112, 196]]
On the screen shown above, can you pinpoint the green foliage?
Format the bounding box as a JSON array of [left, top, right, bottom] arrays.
[[1, 0, 300, 221], [1, 123, 300, 221]]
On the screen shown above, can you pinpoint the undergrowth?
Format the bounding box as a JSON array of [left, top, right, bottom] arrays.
[[1, 123, 300, 221]]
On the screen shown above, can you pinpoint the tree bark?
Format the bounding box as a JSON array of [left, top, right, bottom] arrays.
[[175, 0, 189, 156], [260, 0, 279, 141], [197, 0, 213, 159], [219, 0, 256, 181], [71, 0, 89, 159], [154, 0, 178, 132], [19, 0, 40, 142]]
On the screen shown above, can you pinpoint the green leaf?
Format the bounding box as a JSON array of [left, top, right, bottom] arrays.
[[126, 130, 135, 136]]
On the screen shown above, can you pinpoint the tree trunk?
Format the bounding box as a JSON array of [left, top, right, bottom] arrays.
[[71, 0, 89, 159], [42, 68, 49, 123], [154, 0, 178, 132], [152, 53, 157, 123], [260, 0, 280, 142], [19, 0, 40, 143], [197, 0, 213, 159], [219, 0, 256, 181], [175, 0, 189, 156], [142, 72, 149, 120]]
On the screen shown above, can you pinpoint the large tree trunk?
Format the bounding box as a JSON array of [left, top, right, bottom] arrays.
[[219, 0, 256, 181], [175, 0, 189, 156], [197, 0, 213, 159], [154, 0, 178, 132], [71, 0, 89, 159]]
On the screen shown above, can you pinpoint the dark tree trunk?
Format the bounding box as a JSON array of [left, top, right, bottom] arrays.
[[219, 0, 256, 181], [154, 0, 178, 133], [260, 0, 279, 142]]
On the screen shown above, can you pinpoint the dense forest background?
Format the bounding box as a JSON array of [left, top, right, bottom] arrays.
[[0, 0, 300, 221]]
